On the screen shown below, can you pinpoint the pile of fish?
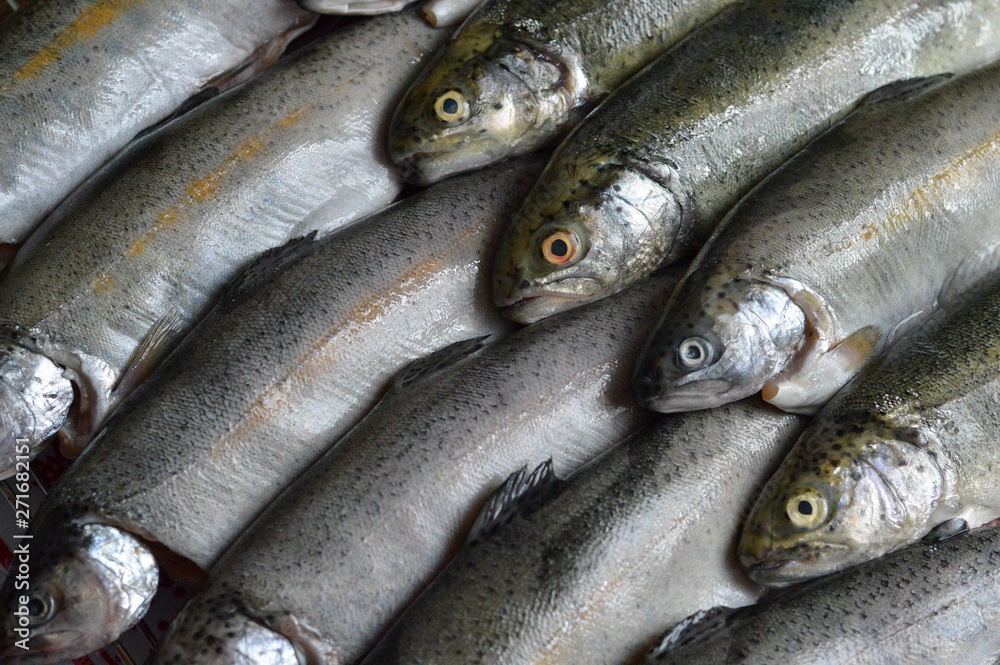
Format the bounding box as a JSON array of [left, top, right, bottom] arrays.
[[0, 0, 1000, 663]]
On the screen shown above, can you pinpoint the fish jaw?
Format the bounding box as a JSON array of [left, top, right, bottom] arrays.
[[494, 158, 680, 323], [153, 594, 332, 665], [634, 274, 806, 413], [0, 524, 158, 664], [388, 30, 581, 185], [0, 339, 73, 477]]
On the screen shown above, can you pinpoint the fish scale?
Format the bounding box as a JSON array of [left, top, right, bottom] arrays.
[[150, 270, 682, 665], [358, 399, 806, 665], [0, 0, 316, 247], [0, 9, 450, 476], [651, 526, 1000, 664], [493, 0, 1000, 324], [739, 267, 1000, 586], [388, 0, 737, 185], [0, 156, 543, 665], [635, 59, 1000, 417]]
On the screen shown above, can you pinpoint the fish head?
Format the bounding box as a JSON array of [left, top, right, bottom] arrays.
[[494, 154, 679, 323], [0, 524, 158, 664], [739, 422, 949, 586], [388, 30, 577, 185], [153, 595, 310, 665], [633, 273, 806, 412], [0, 341, 74, 475]]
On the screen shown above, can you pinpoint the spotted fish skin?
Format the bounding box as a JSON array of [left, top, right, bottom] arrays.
[[493, 0, 1000, 324], [0, 157, 539, 665], [651, 526, 1000, 665], [739, 270, 1000, 586], [388, 0, 737, 185], [151, 271, 681, 665], [0, 10, 449, 473], [636, 58, 1000, 418], [359, 399, 805, 665], [0, 0, 316, 246]]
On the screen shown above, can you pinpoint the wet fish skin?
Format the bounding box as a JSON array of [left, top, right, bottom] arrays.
[[0, 9, 449, 476], [650, 526, 1000, 664], [0, 157, 542, 665], [388, 0, 736, 185], [738, 271, 1000, 587], [0, 0, 316, 246], [0, 523, 158, 665], [635, 59, 1000, 416], [362, 399, 805, 665], [152, 271, 681, 665], [493, 0, 1000, 324]]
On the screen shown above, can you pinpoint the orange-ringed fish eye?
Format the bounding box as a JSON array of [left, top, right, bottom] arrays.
[[540, 230, 580, 267]]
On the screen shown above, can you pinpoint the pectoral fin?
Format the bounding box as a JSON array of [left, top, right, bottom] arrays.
[[763, 325, 881, 414]]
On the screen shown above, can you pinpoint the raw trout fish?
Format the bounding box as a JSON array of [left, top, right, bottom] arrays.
[[649, 526, 1000, 665], [739, 269, 1000, 586], [151, 272, 682, 665], [494, 0, 1000, 324], [362, 399, 805, 665], [635, 59, 1000, 415], [0, 0, 316, 247], [0, 157, 541, 665], [388, 0, 737, 184], [0, 9, 450, 477]]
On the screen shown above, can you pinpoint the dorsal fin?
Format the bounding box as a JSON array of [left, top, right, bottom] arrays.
[[222, 232, 317, 301], [647, 606, 735, 660], [466, 460, 560, 546], [390, 336, 492, 394], [862, 74, 952, 106]]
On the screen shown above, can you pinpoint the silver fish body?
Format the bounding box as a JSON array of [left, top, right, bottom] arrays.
[[0, 9, 449, 474], [152, 271, 681, 665], [0, 157, 541, 665], [0, 0, 316, 246], [739, 269, 1000, 586], [361, 399, 806, 665], [650, 526, 1000, 665], [494, 0, 1000, 323], [636, 60, 1000, 415], [301, 0, 483, 27]]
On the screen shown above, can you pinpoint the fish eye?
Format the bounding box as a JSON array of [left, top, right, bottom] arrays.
[[434, 90, 470, 125], [25, 590, 56, 626], [785, 489, 829, 530], [539, 230, 581, 267], [677, 337, 714, 369]]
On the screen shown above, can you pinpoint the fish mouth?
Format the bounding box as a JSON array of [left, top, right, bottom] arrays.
[[741, 541, 853, 587], [634, 379, 735, 413], [500, 291, 591, 324]]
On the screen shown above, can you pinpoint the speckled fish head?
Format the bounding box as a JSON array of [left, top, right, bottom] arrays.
[[0, 340, 73, 476], [389, 29, 577, 185], [739, 421, 949, 587], [633, 270, 806, 412], [0, 523, 158, 664], [493, 153, 679, 324], [153, 594, 308, 665]]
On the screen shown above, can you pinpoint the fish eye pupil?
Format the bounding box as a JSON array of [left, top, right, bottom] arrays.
[[27, 597, 44, 616], [684, 345, 702, 361], [442, 98, 459, 115], [550, 239, 569, 257], [797, 500, 813, 516]]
